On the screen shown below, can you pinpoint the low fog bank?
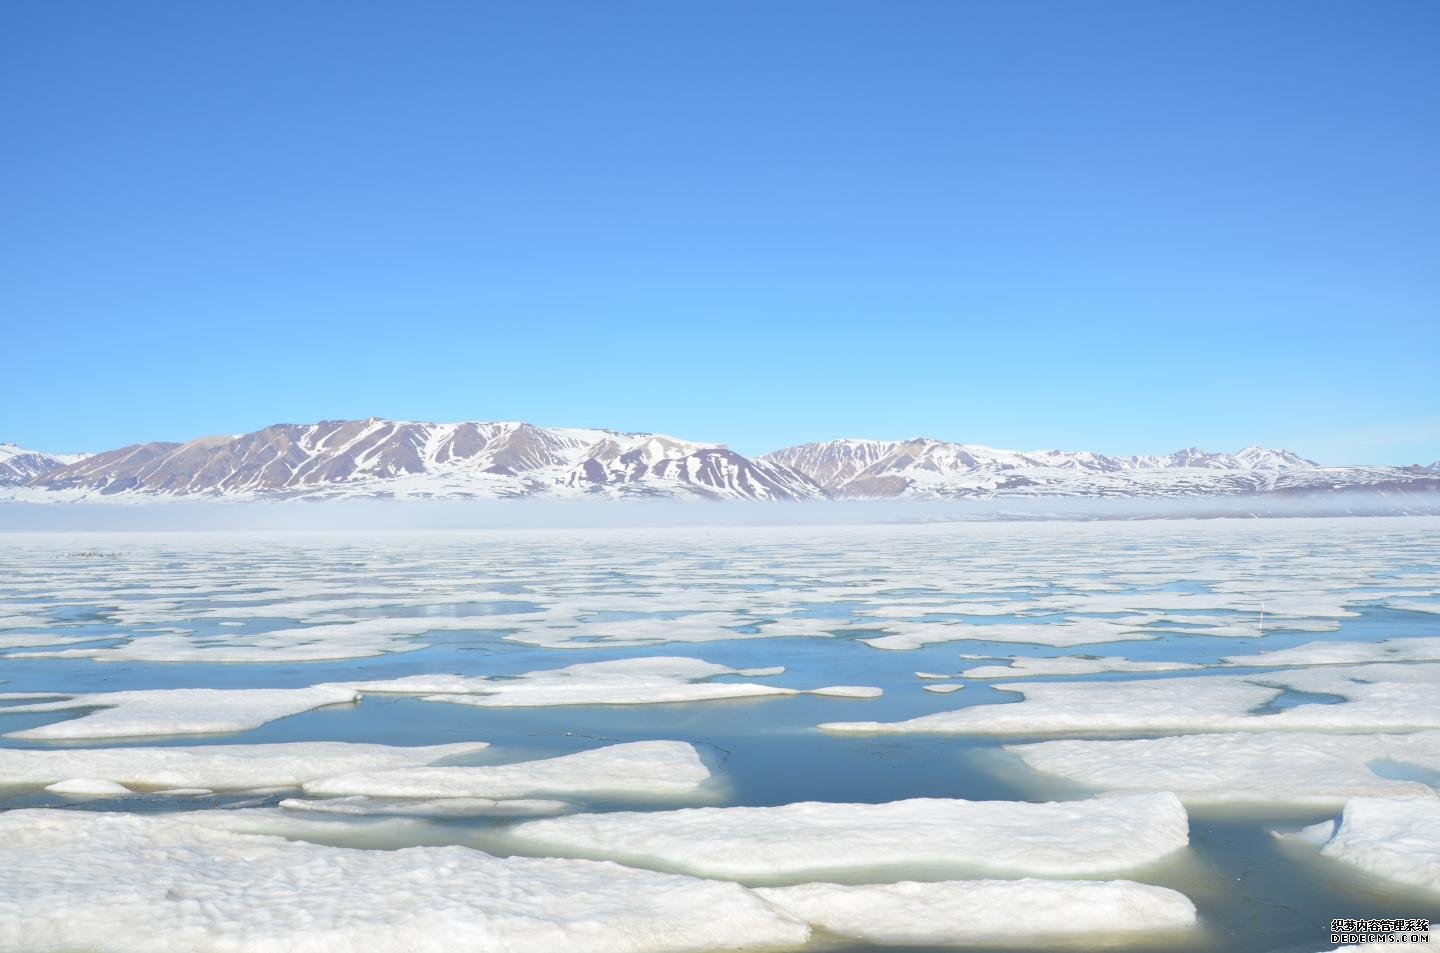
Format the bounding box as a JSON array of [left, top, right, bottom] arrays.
[[0, 490, 1436, 532]]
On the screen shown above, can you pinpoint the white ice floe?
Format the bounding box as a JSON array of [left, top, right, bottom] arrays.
[[0, 686, 362, 741], [0, 808, 811, 953], [822, 664, 1440, 736], [860, 620, 1156, 651], [279, 795, 569, 817], [960, 657, 1203, 679], [924, 683, 964, 694], [1007, 732, 1440, 806], [1294, 797, 1440, 893], [302, 741, 710, 801], [43, 778, 132, 797], [0, 741, 488, 790], [753, 878, 1198, 944], [337, 656, 879, 708], [507, 792, 1189, 879], [1222, 637, 1440, 669]]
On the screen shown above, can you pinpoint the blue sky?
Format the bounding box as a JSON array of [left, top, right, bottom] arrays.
[[4, 1, 1437, 464]]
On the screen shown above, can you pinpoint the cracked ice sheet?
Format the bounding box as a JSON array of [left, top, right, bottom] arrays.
[[754, 879, 1198, 944], [0, 686, 361, 741], [1007, 732, 1440, 807], [506, 792, 1189, 880], [1292, 797, 1440, 893], [0, 741, 487, 791], [334, 656, 880, 707], [859, 620, 1157, 650], [960, 657, 1203, 678], [0, 809, 811, 953], [822, 664, 1440, 736], [302, 741, 709, 800]]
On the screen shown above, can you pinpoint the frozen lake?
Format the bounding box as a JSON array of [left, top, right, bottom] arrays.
[[0, 517, 1436, 952]]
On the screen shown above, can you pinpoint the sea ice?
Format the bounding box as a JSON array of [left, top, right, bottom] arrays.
[[302, 741, 710, 800], [336, 656, 879, 708], [822, 665, 1440, 735], [1, 686, 362, 741], [0, 809, 811, 953], [43, 778, 132, 797], [960, 656, 1203, 678], [1296, 797, 1440, 893], [753, 878, 1198, 943], [279, 796, 569, 817], [860, 619, 1156, 650], [1222, 637, 1440, 668], [1007, 732, 1440, 806], [0, 741, 488, 790], [506, 792, 1189, 879]]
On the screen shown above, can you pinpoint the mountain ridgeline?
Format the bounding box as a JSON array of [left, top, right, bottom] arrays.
[[4, 421, 1439, 503]]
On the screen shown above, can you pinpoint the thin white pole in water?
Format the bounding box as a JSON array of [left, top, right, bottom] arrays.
[[1259, 601, 1265, 639]]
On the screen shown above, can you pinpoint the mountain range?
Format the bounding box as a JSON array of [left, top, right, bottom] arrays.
[[3, 422, 1438, 504]]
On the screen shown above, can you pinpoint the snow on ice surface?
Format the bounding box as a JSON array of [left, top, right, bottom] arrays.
[[754, 879, 1198, 943], [334, 656, 881, 707], [0, 809, 812, 953], [0, 686, 361, 740], [506, 792, 1189, 880], [822, 664, 1440, 736], [1297, 797, 1440, 893], [302, 741, 710, 800], [0, 741, 488, 791], [1007, 732, 1440, 806]]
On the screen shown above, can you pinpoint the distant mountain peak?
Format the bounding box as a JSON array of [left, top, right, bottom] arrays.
[[4, 422, 1430, 503]]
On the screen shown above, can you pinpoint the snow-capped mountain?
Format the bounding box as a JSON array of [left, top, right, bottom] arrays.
[[25, 420, 824, 502], [7, 422, 1438, 503], [0, 443, 87, 485], [761, 438, 1432, 500]]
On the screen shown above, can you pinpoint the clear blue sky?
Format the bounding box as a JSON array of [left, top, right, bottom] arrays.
[[4, 1, 1437, 464]]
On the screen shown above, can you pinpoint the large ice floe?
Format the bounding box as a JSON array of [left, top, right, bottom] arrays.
[[506, 792, 1189, 880], [0, 686, 362, 740], [0, 741, 487, 791], [753, 879, 1199, 944], [334, 656, 879, 707], [0, 809, 812, 953], [1006, 731, 1440, 807], [302, 741, 711, 801], [1290, 797, 1440, 893], [822, 663, 1440, 735]]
